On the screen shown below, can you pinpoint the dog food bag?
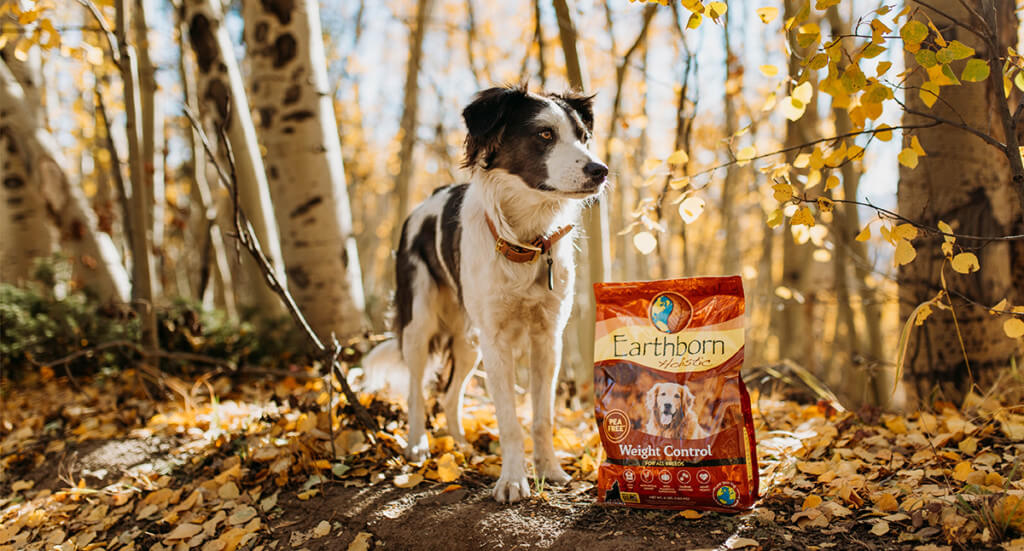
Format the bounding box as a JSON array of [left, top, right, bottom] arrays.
[[593, 276, 758, 511]]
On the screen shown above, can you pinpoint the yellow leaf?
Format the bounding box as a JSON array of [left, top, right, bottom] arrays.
[[736, 145, 756, 165], [952, 460, 972, 482], [348, 531, 373, 551], [937, 220, 955, 243], [873, 492, 899, 512], [687, 12, 702, 29], [855, 225, 871, 242], [666, 149, 689, 165], [824, 175, 840, 190], [633, 231, 657, 255], [894, 238, 917, 266], [393, 473, 424, 488], [898, 148, 919, 168], [437, 453, 460, 483], [893, 223, 918, 241], [802, 494, 823, 510], [989, 298, 1008, 314], [792, 81, 813, 104], [679, 509, 703, 519], [766, 209, 784, 228], [875, 123, 893, 141], [772, 182, 794, 202], [816, 196, 834, 213], [641, 157, 662, 174], [920, 81, 940, 107], [910, 136, 926, 156], [759, 64, 778, 77], [756, 6, 778, 24], [707, 1, 727, 19], [961, 58, 990, 82], [1004, 318, 1024, 339], [781, 96, 806, 121], [914, 303, 933, 326], [163, 523, 203, 542], [678, 196, 706, 224], [950, 252, 979, 273], [790, 206, 815, 227]]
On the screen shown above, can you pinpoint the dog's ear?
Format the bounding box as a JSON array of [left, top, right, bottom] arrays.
[[683, 385, 696, 409], [551, 91, 595, 133], [462, 86, 526, 167], [644, 384, 658, 413]]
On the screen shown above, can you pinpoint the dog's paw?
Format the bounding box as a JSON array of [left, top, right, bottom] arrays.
[[493, 473, 531, 503], [405, 439, 429, 464], [538, 466, 571, 485]]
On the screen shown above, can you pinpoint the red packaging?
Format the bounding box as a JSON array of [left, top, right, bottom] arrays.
[[593, 276, 758, 511]]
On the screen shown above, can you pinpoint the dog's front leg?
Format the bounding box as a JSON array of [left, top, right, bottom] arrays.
[[530, 333, 571, 485], [480, 340, 530, 503]]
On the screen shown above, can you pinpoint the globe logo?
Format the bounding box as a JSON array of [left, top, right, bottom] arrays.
[[649, 292, 693, 334], [714, 482, 739, 507]]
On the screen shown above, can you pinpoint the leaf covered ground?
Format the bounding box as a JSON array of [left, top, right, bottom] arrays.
[[1, 364, 1022, 551]]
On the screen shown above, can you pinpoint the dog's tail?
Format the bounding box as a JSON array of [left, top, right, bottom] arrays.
[[360, 339, 408, 397]]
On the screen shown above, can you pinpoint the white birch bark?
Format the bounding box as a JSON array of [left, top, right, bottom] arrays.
[[183, 0, 287, 317], [0, 45, 56, 284], [243, 0, 366, 338], [0, 60, 129, 302]]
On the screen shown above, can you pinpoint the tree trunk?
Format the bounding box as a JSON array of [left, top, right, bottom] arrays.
[[826, 6, 890, 408], [720, 13, 741, 275], [775, 0, 820, 368], [174, 0, 235, 317], [392, 0, 434, 248], [553, 0, 604, 409], [183, 0, 287, 318], [133, 0, 163, 277], [899, 0, 1023, 403], [244, 0, 367, 339], [603, 3, 656, 282], [0, 45, 57, 284], [116, 0, 159, 351], [0, 60, 129, 302]]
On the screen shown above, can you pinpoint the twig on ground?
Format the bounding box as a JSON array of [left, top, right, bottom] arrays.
[[183, 107, 379, 435]]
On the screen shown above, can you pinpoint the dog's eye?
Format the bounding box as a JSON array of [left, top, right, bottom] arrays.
[[538, 130, 553, 141]]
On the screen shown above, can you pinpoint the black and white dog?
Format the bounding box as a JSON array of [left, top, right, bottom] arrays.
[[368, 84, 607, 503]]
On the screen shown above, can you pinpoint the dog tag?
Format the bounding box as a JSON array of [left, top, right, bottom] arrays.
[[546, 254, 554, 290]]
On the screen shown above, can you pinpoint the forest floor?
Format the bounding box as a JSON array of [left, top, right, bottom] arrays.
[[1, 364, 1022, 551]]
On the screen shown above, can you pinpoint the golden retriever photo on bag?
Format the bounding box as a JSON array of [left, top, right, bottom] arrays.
[[641, 381, 708, 440]]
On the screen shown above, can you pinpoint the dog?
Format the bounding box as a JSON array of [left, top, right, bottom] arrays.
[[643, 382, 708, 440], [366, 84, 607, 503]]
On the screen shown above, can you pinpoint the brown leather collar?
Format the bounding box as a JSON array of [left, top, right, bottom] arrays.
[[485, 215, 573, 263]]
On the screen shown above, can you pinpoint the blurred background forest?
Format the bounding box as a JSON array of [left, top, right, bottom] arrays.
[[2, 0, 1023, 411]]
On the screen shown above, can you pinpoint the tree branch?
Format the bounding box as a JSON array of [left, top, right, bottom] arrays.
[[183, 107, 379, 434], [76, 0, 121, 65], [791, 194, 1024, 241]]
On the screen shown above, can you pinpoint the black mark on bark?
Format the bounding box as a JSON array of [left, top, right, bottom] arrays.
[[288, 266, 310, 289], [3, 176, 25, 189], [205, 80, 231, 124], [260, 0, 294, 25], [273, 34, 297, 68], [284, 84, 301, 105], [290, 196, 323, 218], [282, 110, 314, 122], [189, 14, 218, 74]]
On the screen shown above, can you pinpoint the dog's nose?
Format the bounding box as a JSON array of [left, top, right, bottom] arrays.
[[583, 162, 608, 180]]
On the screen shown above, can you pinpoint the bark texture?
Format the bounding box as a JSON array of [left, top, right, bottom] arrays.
[[244, 0, 367, 339], [183, 0, 287, 317], [0, 60, 129, 302], [0, 46, 56, 284], [899, 0, 1024, 402]]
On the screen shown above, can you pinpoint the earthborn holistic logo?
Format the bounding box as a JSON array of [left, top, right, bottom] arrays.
[[603, 409, 630, 443], [713, 481, 740, 507], [649, 292, 693, 334]]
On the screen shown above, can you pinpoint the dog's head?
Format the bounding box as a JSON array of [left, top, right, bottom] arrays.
[[462, 84, 607, 198], [645, 382, 695, 429]]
